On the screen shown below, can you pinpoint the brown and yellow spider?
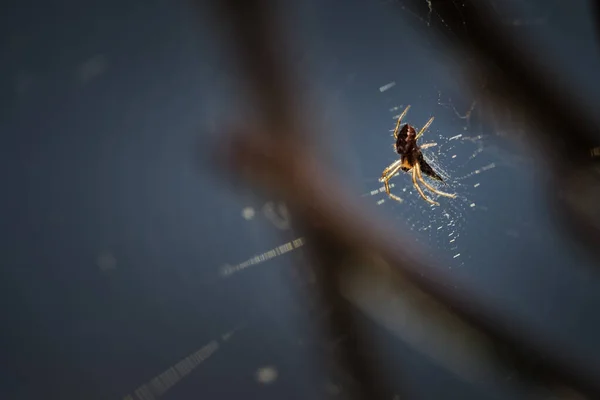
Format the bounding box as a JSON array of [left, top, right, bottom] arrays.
[[379, 105, 457, 206]]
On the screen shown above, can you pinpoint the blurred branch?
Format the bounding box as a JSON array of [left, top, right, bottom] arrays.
[[397, 0, 598, 168], [207, 1, 394, 398], [396, 0, 600, 261], [592, 0, 600, 55], [209, 0, 304, 140], [207, 0, 600, 398]]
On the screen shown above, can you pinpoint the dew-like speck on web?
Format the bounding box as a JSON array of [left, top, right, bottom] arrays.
[[325, 382, 341, 396], [255, 366, 278, 384], [77, 54, 108, 84], [97, 251, 116, 271], [379, 81, 396, 92], [242, 206, 255, 220]]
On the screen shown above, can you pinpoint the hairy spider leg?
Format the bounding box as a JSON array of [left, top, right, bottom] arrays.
[[383, 165, 405, 203], [379, 160, 404, 203], [415, 116, 435, 140], [411, 167, 438, 205], [415, 162, 457, 199], [392, 105, 411, 139], [379, 159, 402, 182]]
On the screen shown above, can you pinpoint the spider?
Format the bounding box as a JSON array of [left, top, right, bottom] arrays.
[[379, 105, 457, 206]]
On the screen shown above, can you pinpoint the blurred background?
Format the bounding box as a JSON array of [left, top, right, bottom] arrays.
[[2, 0, 600, 399]]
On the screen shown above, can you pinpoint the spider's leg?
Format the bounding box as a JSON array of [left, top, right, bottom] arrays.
[[393, 105, 411, 139], [384, 178, 404, 203], [381, 163, 404, 203], [415, 116, 434, 140], [411, 167, 439, 206], [415, 163, 457, 199], [379, 159, 402, 182]]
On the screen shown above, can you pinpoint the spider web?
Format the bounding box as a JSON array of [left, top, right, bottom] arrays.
[[351, 0, 551, 271], [361, 94, 497, 268], [5, 0, 584, 399], [123, 1, 568, 399], [195, 0, 600, 398], [209, 6, 506, 397], [205, 0, 551, 398]]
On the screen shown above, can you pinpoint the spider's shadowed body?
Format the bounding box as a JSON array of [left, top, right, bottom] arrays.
[[396, 124, 444, 182], [379, 105, 456, 206]]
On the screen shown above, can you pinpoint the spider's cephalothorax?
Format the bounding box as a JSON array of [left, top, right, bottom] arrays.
[[379, 105, 456, 206], [395, 124, 418, 160]]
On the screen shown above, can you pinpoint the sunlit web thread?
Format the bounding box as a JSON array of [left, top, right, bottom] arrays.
[[371, 132, 487, 207], [436, 94, 478, 125], [363, 140, 487, 267], [361, 182, 398, 206], [363, 96, 489, 265], [436, 94, 490, 163], [219, 237, 306, 279], [426, 129, 496, 186], [453, 162, 496, 181], [386, 105, 489, 180], [444, 133, 487, 161], [361, 181, 465, 265], [385, 0, 456, 32], [436, 96, 518, 172], [121, 325, 244, 400], [382, 127, 493, 210]]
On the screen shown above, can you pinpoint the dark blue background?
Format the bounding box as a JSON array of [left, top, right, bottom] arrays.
[[2, 0, 600, 399]]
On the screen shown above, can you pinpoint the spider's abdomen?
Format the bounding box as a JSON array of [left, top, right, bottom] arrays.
[[400, 152, 418, 171]]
